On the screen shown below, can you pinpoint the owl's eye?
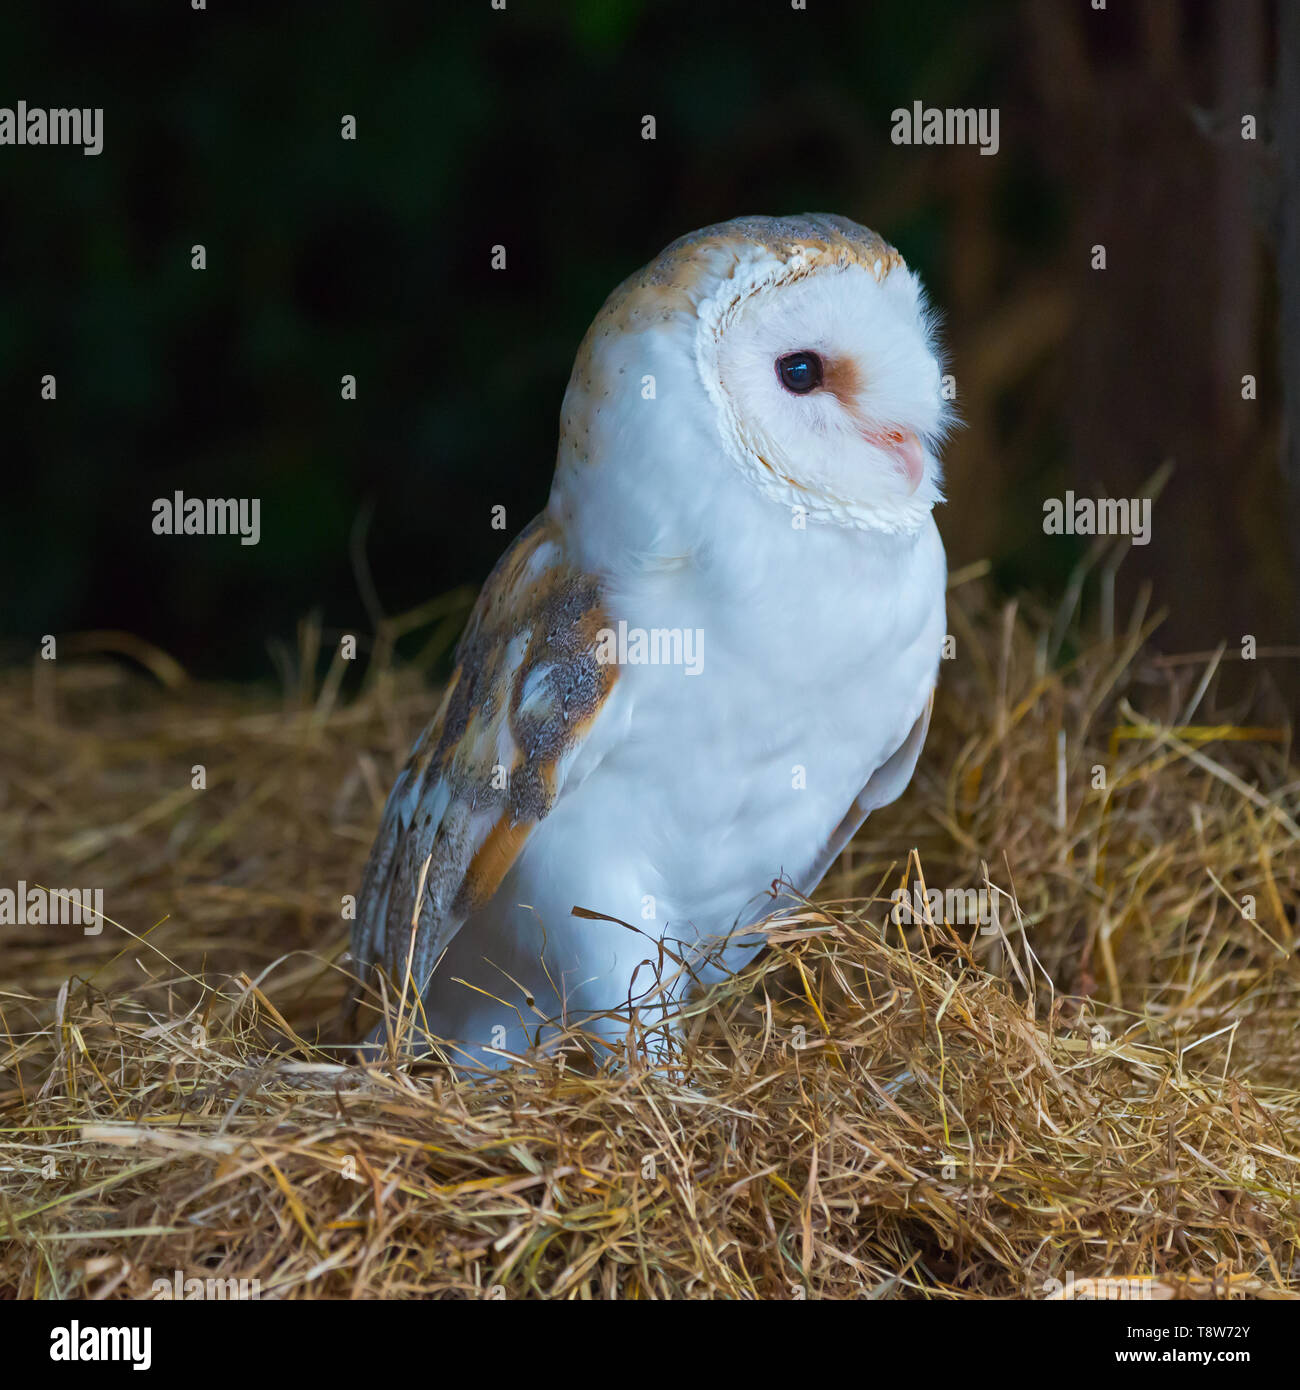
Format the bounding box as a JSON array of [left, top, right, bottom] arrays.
[[775, 350, 824, 394]]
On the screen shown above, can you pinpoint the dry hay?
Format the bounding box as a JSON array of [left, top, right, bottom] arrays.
[[1, 572, 1298, 1300]]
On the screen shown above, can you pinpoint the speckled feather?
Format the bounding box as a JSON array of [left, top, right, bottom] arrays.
[[348, 514, 617, 1024]]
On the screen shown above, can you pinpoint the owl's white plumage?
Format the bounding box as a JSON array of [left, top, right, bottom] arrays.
[[349, 214, 949, 1067]]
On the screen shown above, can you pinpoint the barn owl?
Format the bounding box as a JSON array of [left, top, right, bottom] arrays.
[[347, 214, 949, 1067]]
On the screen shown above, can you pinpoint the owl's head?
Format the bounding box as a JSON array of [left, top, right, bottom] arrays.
[[557, 214, 950, 540]]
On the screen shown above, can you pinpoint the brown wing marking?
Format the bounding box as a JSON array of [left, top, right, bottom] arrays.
[[346, 514, 619, 1039], [458, 815, 533, 915]]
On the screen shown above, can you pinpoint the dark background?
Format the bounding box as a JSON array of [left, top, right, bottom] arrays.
[[1, 0, 1295, 701]]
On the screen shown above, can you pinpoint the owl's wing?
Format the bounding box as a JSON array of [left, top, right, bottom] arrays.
[[344, 515, 620, 1040], [795, 688, 934, 897]]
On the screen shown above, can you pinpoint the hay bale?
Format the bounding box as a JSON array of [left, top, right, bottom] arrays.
[[1, 587, 1296, 1299]]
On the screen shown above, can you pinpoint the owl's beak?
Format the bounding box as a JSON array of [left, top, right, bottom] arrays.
[[864, 427, 927, 494]]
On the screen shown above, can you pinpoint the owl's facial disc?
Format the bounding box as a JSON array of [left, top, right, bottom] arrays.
[[773, 348, 927, 494], [698, 257, 948, 532]]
